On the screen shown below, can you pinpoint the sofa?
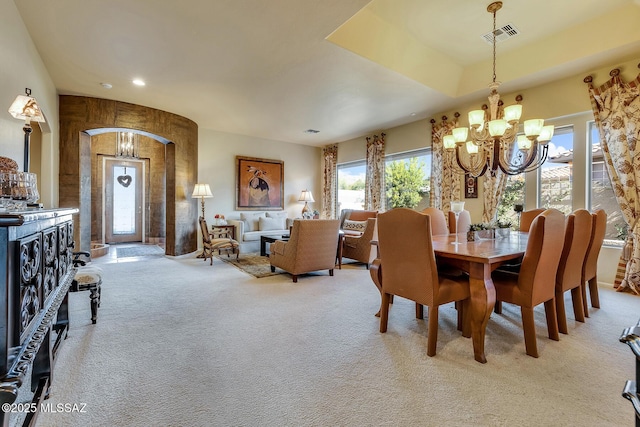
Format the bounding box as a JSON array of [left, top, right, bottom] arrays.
[[227, 211, 294, 253]]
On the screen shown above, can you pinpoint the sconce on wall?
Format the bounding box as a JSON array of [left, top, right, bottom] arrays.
[[8, 88, 45, 172]]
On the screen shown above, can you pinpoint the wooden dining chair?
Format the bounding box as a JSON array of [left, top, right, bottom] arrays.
[[555, 209, 592, 334], [491, 208, 565, 357], [448, 209, 471, 234], [581, 209, 607, 316], [519, 208, 545, 232], [419, 207, 449, 235], [370, 208, 470, 357]]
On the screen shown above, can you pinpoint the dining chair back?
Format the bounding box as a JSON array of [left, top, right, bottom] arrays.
[[420, 207, 448, 235], [448, 209, 471, 234], [492, 208, 565, 357], [519, 208, 545, 232], [581, 209, 607, 316], [555, 209, 592, 334], [371, 208, 470, 356]]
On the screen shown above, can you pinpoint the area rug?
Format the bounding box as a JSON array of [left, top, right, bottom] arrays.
[[217, 252, 283, 278], [116, 245, 165, 259]]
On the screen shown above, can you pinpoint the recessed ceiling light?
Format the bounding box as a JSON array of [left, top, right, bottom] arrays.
[[100, 82, 112, 89], [132, 79, 146, 86], [304, 129, 320, 134]]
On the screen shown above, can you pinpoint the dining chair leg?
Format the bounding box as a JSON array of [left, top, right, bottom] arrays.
[[556, 292, 569, 335], [380, 293, 391, 333], [456, 301, 462, 331], [588, 277, 600, 308], [521, 306, 539, 358], [416, 303, 424, 319], [571, 287, 585, 323], [427, 306, 439, 357], [494, 301, 502, 314], [581, 282, 590, 318], [544, 298, 560, 341]]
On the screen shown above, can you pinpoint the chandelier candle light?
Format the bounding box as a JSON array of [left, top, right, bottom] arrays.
[[443, 2, 554, 177]]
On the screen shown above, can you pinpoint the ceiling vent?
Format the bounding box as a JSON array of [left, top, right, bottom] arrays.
[[481, 23, 520, 44], [304, 129, 320, 134]]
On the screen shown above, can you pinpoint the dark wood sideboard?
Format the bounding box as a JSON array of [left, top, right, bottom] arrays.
[[0, 208, 78, 427]]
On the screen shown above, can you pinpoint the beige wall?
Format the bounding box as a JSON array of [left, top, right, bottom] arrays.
[[0, 0, 58, 208], [197, 129, 322, 222]]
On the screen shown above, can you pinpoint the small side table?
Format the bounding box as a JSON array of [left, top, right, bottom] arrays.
[[212, 224, 235, 240]]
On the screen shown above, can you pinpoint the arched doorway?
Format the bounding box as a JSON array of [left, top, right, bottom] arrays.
[[59, 96, 198, 256]]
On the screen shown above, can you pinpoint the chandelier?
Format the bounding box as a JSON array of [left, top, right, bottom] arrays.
[[115, 131, 139, 158], [443, 1, 554, 177]]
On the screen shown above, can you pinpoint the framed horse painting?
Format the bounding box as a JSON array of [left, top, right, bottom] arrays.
[[236, 156, 284, 210]]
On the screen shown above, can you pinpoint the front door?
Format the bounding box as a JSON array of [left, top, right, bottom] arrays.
[[105, 159, 143, 243]]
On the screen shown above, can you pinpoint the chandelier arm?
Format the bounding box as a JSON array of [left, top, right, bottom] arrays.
[[522, 144, 549, 174], [454, 145, 488, 177]]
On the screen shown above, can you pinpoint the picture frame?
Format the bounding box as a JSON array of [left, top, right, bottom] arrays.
[[465, 173, 478, 199], [236, 156, 284, 210]]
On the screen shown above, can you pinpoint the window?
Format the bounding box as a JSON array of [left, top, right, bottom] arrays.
[[384, 149, 431, 210], [337, 161, 366, 215], [588, 122, 625, 243], [539, 126, 573, 214]]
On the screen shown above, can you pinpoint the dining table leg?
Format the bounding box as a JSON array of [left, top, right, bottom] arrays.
[[467, 262, 496, 364]]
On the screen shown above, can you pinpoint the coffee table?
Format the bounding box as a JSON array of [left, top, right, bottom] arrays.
[[260, 235, 289, 256]]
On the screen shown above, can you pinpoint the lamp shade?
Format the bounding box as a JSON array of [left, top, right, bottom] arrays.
[[8, 94, 45, 123], [192, 183, 213, 198], [298, 190, 314, 203]]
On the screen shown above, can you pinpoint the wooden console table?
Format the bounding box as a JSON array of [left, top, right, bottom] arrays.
[[0, 208, 78, 427]]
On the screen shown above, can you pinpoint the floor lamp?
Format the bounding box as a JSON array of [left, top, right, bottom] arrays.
[[193, 183, 213, 258], [8, 88, 46, 173]]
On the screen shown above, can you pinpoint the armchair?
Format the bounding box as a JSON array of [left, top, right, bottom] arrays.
[[269, 219, 340, 282], [342, 217, 377, 267], [199, 217, 240, 266]]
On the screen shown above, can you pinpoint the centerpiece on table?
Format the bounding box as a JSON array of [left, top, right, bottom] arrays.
[[467, 219, 513, 241]]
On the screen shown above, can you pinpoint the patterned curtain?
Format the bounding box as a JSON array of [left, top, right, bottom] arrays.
[[482, 168, 509, 222], [321, 145, 338, 219], [430, 117, 461, 214], [365, 133, 385, 211], [586, 67, 640, 295]]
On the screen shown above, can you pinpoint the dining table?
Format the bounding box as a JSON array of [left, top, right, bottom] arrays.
[[431, 231, 529, 363]]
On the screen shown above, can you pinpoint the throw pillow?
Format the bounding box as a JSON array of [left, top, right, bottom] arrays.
[[266, 211, 288, 220], [342, 219, 367, 234], [240, 212, 266, 232], [259, 216, 284, 231]]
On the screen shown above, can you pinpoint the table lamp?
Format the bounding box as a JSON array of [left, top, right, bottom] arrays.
[[8, 88, 46, 173], [192, 183, 213, 218], [298, 190, 314, 218]]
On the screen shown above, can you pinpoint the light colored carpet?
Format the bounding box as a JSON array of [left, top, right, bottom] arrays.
[[35, 255, 640, 427], [115, 244, 164, 258], [216, 252, 283, 278]]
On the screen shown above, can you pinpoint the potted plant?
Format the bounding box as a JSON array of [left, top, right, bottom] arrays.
[[467, 223, 494, 241], [494, 218, 513, 239]]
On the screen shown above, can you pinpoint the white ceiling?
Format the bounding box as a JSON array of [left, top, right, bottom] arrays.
[[15, 0, 640, 146]]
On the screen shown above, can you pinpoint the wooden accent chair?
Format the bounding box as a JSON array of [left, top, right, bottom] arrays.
[[270, 219, 340, 282], [448, 209, 471, 234], [519, 208, 545, 232], [370, 208, 470, 357], [199, 217, 240, 265], [581, 209, 607, 317], [555, 209, 592, 334], [420, 207, 449, 235], [491, 209, 565, 357]]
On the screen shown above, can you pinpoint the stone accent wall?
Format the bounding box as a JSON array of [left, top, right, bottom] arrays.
[[59, 96, 198, 255]]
